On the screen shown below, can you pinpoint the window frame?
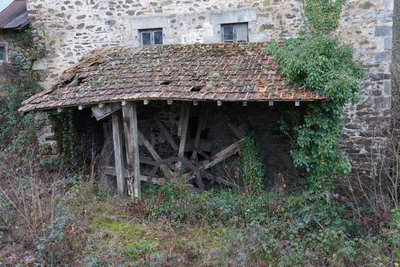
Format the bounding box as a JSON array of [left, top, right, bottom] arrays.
[[0, 43, 8, 62], [139, 28, 163, 46], [221, 23, 249, 43]]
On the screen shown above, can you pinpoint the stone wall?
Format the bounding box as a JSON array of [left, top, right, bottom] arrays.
[[0, 30, 24, 97], [336, 0, 393, 175], [25, 0, 394, 177], [392, 0, 400, 118], [26, 0, 304, 87], [0, 30, 24, 62]]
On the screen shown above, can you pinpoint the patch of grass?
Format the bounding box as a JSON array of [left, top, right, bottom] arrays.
[[91, 217, 140, 236]]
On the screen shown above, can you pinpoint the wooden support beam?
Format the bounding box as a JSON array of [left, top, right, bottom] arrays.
[[203, 172, 240, 190], [191, 108, 208, 161], [148, 156, 204, 191], [154, 117, 178, 151], [122, 102, 141, 201], [178, 103, 190, 169], [138, 130, 174, 177], [112, 112, 126, 196], [140, 156, 157, 166], [99, 166, 165, 186], [227, 123, 245, 139], [177, 104, 185, 137], [199, 138, 244, 171], [92, 103, 121, 121], [140, 175, 166, 185]]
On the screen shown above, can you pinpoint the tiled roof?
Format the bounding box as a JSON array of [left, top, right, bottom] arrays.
[[20, 42, 324, 112], [0, 0, 28, 29]]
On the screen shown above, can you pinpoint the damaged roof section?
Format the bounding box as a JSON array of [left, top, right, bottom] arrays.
[[20, 42, 324, 112], [0, 0, 28, 29]]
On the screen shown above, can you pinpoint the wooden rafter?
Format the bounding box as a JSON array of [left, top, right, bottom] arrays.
[[227, 122, 245, 139], [154, 116, 178, 151], [147, 156, 204, 191], [198, 139, 244, 171], [92, 103, 121, 121], [138, 130, 174, 178]]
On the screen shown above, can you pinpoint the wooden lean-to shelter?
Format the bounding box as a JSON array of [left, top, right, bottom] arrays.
[[20, 42, 324, 200]]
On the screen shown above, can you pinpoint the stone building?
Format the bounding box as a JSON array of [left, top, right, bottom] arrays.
[[17, 0, 396, 193]]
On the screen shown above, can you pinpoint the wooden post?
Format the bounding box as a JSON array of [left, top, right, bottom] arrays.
[[178, 104, 185, 137], [191, 108, 208, 161], [122, 102, 141, 201], [112, 112, 127, 196], [178, 102, 190, 169]]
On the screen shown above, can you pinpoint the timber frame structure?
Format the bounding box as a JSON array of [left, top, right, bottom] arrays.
[[20, 42, 324, 200]]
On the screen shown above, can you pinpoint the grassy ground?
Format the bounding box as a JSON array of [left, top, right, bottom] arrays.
[[0, 145, 399, 266], [1, 172, 399, 266]]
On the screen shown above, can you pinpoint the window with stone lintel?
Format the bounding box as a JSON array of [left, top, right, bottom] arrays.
[[139, 29, 163, 46], [221, 23, 249, 43]]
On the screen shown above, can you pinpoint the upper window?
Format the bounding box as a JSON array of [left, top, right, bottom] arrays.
[[0, 44, 7, 61], [221, 23, 249, 43], [140, 29, 163, 46]]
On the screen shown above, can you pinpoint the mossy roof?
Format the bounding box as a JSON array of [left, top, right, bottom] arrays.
[[20, 42, 324, 112]]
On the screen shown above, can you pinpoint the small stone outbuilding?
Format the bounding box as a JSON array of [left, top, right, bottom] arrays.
[[20, 42, 323, 199]]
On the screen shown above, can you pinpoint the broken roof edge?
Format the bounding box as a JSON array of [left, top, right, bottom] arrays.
[[19, 97, 325, 113]]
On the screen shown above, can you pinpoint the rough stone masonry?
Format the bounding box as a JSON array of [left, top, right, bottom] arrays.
[[25, 0, 394, 177]]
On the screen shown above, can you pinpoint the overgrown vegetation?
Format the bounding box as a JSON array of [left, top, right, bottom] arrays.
[[51, 110, 80, 165], [267, 36, 364, 190], [239, 135, 265, 194], [304, 0, 345, 34], [122, 182, 399, 266], [266, 0, 364, 191], [0, 24, 46, 148]]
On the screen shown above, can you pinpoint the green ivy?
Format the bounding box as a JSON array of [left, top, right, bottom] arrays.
[[0, 24, 47, 148], [267, 36, 364, 190], [52, 110, 79, 165], [239, 135, 265, 194], [264, 0, 364, 191], [304, 0, 345, 34]]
